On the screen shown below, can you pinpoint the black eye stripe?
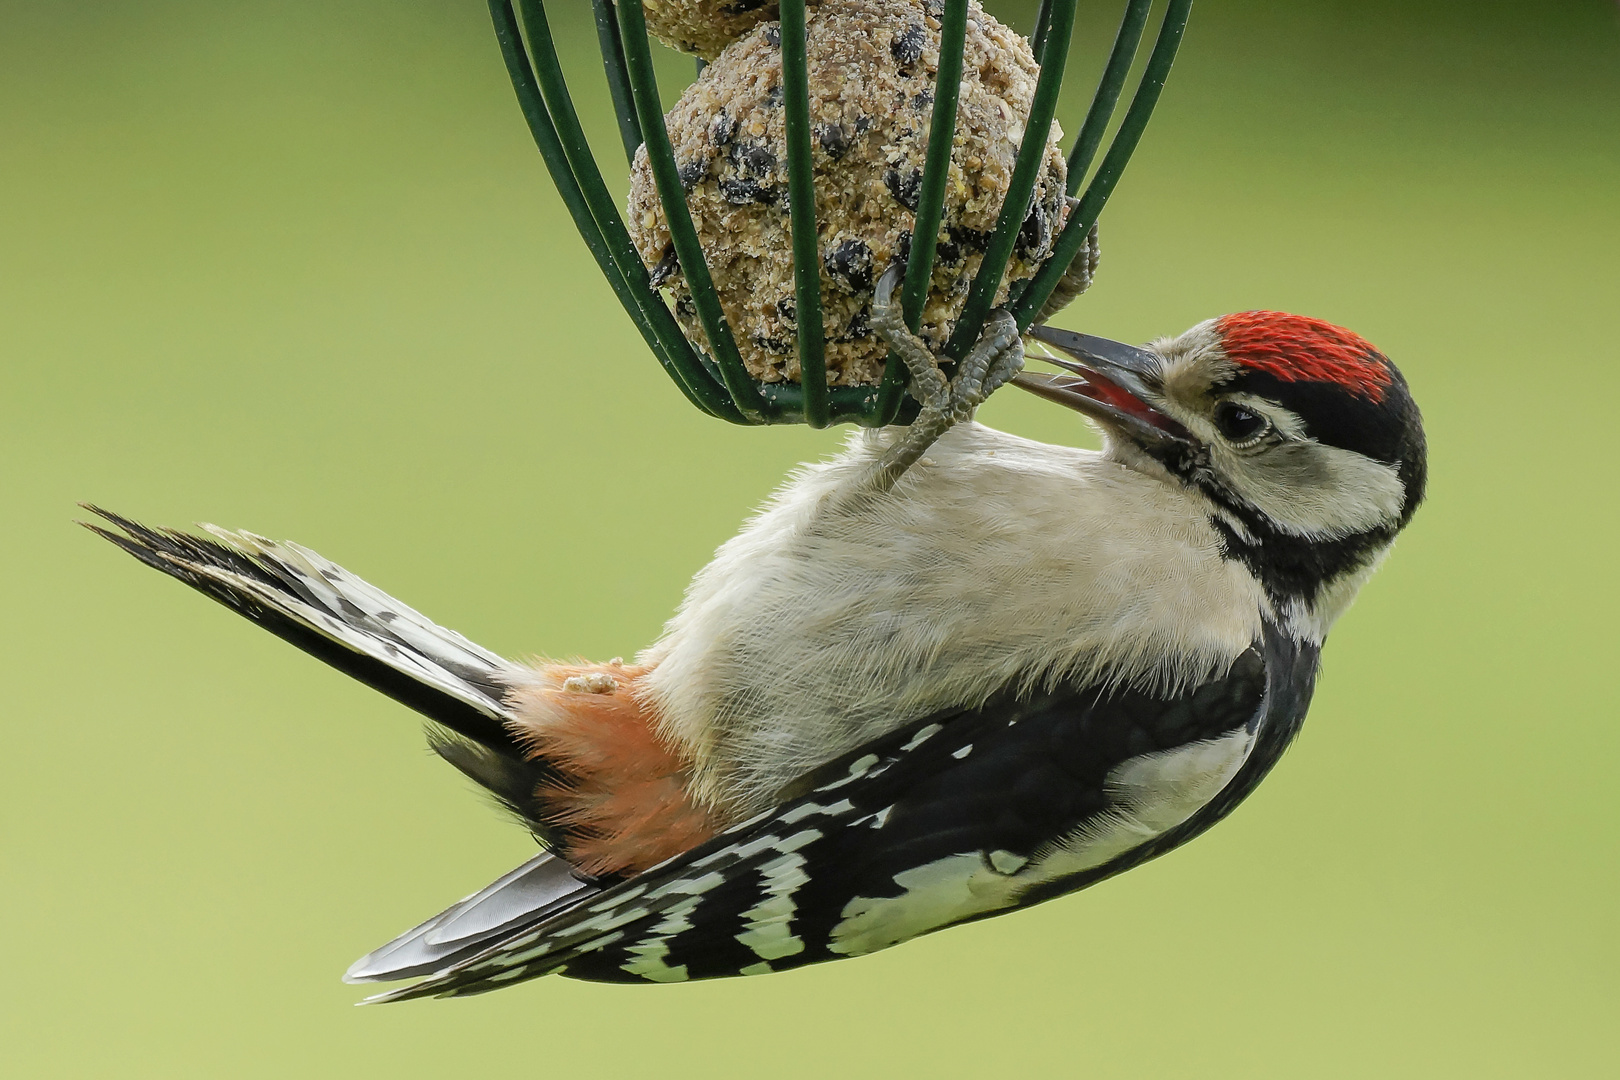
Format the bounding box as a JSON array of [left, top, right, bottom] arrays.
[[1224, 370, 1419, 467]]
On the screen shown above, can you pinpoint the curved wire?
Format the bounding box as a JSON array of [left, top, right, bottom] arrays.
[[487, 0, 1192, 427], [779, 0, 828, 427], [1012, 0, 1194, 330], [874, 0, 970, 426], [943, 0, 1077, 360], [614, 0, 773, 422], [488, 0, 739, 419], [589, 0, 644, 167], [1066, 0, 1153, 193]]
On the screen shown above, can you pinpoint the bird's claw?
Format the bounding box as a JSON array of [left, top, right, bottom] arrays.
[[945, 309, 1024, 423], [851, 266, 1025, 499], [872, 264, 1024, 424]]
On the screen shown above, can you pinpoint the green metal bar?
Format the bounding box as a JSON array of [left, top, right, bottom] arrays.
[[779, 0, 828, 428], [615, 0, 771, 421], [943, 0, 1077, 360], [1031, 0, 1055, 62], [1013, 0, 1193, 329], [488, 0, 732, 418], [590, 0, 645, 166], [491, 1, 615, 297], [903, 0, 968, 333], [759, 382, 922, 425], [875, 0, 969, 425], [514, 0, 743, 420], [1066, 0, 1151, 195]]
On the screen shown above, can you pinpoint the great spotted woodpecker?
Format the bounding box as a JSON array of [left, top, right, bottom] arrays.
[[87, 304, 1425, 1001]]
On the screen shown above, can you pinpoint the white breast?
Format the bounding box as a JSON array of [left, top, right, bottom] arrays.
[[639, 423, 1269, 814]]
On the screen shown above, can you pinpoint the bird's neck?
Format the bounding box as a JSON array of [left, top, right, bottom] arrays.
[[1205, 512, 1397, 646], [1097, 428, 1395, 647]]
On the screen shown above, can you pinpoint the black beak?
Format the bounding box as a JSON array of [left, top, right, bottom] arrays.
[[1013, 325, 1195, 448]]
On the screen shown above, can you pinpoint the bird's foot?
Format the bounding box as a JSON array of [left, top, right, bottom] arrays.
[[857, 265, 1024, 496]]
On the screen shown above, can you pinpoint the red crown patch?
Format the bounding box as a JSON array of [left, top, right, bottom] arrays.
[[1215, 311, 1392, 402]]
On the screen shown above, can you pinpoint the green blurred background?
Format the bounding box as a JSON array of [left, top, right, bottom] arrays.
[[3, 1, 1617, 1076]]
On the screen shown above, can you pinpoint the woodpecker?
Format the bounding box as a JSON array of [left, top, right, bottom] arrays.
[[87, 300, 1424, 1001]]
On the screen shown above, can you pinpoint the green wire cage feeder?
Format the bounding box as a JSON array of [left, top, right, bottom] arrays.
[[486, 0, 1191, 427]]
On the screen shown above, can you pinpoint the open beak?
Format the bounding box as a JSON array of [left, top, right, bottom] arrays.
[[1013, 326, 1195, 449]]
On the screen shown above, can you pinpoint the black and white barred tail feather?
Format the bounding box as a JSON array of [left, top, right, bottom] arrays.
[[82, 506, 518, 754], [82, 508, 614, 981]]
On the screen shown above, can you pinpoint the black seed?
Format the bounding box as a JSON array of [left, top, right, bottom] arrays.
[[719, 177, 778, 205], [764, 85, 783, 108], [893, 229, 914, 266], [911, 89, 934, 111], [762, 25, 780, 48], [677, 158, 710, 191], [948, 225, 991, 254], [922, 0, 944, 16], [855, 115, 874, 136], [840, 306, 872, 340], [648, 247, 679, 288], [776, 296, 797, 327], [722, 0, 770, 12], [710, 110, 737, 147], [823, 238, 874, 293], [731, 142, 777, 178], [884, 167, 923, 210], [935, 238, 962, 267], [891, 25, 926, 68], [815, 122, 849, 160], [754, 334, 792, 355]]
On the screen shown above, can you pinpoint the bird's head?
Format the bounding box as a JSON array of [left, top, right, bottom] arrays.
[[1014, 312, 1427, 627]]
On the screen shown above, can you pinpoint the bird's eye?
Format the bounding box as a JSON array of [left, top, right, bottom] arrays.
[[1214, 402, 1270, 445]]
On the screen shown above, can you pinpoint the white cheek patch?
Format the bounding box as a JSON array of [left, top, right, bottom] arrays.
[[1149, 380, 1406, 543], [826, 729, 1254, 957], [1225, 440, 1405, 540]]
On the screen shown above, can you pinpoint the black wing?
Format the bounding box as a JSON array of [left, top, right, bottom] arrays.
[[365, 630, 1315, 1000]]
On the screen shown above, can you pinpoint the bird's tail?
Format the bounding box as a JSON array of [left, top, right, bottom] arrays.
[[85, 507, 635, 984], [81, 506, 529, 771]]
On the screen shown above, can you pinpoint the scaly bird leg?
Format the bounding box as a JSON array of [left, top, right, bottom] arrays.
[[856, 264, 1024, 497]]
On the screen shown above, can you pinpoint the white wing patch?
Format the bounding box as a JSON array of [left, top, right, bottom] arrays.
[[828, 727, 1255, 956], [1034, 727, 1255, 877], [830, 853, 1009, 956], [618, 898, 702, 983], [734, 851, 812, 963]]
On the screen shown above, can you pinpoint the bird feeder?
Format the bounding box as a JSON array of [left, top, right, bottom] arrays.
[[486, 0, 1192, 427]]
